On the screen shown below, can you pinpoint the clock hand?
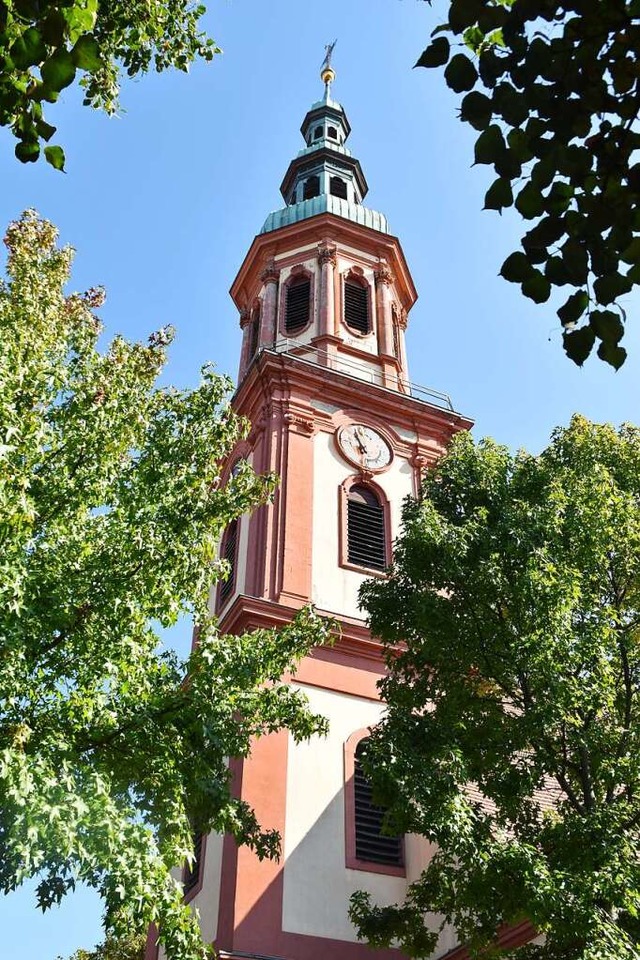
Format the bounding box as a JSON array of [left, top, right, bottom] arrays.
[[353, 430, 366, 455]]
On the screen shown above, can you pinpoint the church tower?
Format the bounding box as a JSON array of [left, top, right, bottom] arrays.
[[162, 61, 473, 960]]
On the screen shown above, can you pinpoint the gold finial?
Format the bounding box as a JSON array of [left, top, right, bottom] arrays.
[[321, 39, 337, 87]]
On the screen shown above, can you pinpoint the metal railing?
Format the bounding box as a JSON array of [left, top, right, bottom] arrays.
[[265, 338, 454, 412]]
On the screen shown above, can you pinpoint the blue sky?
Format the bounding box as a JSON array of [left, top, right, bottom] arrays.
[[0, 0, 638, 955]]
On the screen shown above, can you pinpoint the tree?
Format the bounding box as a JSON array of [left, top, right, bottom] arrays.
[[416, 1, 640, 368], [0, 0, 218, 170], [351, 416, 640, 959], [0, 211, 329, 960], [58, 932, 145, 960]]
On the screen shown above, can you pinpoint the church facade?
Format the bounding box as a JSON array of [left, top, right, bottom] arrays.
[[149, 63, 478, 960]]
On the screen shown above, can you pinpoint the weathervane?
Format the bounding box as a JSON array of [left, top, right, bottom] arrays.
[[321, 39, 337, 92]]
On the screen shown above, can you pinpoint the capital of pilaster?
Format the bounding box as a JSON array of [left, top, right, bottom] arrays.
[[375, 260, 394, 286], [317, 241, 337, 267], [398, 307, 408, 330], [239, 308, 251, 329], [260, 258, 280, 284]]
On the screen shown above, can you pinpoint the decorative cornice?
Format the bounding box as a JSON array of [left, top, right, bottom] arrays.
[[217, 593, 389, 666], [230, 212, 419, 314], [317, 240, 337, 266], [260, 257, 280, 284]]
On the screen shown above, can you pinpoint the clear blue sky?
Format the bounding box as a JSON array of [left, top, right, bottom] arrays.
[[0, 1, 638, 955]]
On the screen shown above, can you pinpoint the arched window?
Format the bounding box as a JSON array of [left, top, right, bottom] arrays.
[[303, 175, 320, 200], [344, 278, 370, 335], [219, 519, 239, 605], [249, 305, 260, 358], [346, 485, 386, 570], [354, 741, 403, 867], [285, 274, 311, 334], [313, 125, 323, 140], [183, 831, 205, 898], [330, 177, 348, 200], [328, 126, 338, 140]]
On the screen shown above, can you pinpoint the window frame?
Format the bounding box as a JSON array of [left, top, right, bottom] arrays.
[[183, 831, 207, 903], [217, 518, 240, 612], [248, 302, 261, 359], [279, 265, 315, 338], [344, 730, 405, 877], [342, 270, 373, 338], [338, 476, 391, 576]]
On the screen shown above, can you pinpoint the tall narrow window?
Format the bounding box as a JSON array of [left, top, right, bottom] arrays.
[[313, 125, 323, 140], [183, 831, 204, 896], [354, 741, 403, 867], [330, 177, 348, 200], [219, 519, 239, 604], [346, 485, 386, 570], [249, 307, 260, 358], [344, 280, 370, 335], [392, 319, 401, 360], [285, 275, 311, 334], [303, 175, 320, 200]]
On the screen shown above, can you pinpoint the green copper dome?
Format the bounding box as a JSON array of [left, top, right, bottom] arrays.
[[260, 79, 389, 236]]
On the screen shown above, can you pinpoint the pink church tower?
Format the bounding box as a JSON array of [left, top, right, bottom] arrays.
[[154, 59, 475, 960]]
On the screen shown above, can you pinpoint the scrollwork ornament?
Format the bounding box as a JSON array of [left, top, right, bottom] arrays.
[[260, 258, 280, 284], [317, 241, 337, 266]]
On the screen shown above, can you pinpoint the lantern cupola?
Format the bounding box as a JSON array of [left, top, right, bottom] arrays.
[[261, 62, 388, 235]]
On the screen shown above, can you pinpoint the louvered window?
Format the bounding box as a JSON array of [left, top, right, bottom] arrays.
[[285, 276, 311, 334], [344, 281, 370, 335], [183, 832, 204, 895], [219, 520, 238, 604], [330, 177, 348, 200], [347, 486, 386, 570], [303, 176, 320, 200], [354, 741, 403, 867]]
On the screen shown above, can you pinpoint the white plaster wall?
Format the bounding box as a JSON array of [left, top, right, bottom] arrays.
[[311, 428, 414, 618], [282, 684, 405, 941], [189, 831, 225, 944], [332, 353, 385, 387], [282, 684, 459, 956]]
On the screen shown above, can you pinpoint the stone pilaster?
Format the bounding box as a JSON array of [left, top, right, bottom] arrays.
[[259, 259, 280, 347], [317, 241, 337, 341]]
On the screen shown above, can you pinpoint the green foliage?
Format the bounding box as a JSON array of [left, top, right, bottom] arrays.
[[352, 416, 640, 959], [0, 211, 330, 960], [0, 0, 219, 169], [58, 932, 145, 960], [416, 1, 640, 367]]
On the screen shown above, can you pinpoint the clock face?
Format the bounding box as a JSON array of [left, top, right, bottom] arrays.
[[337, 424, 392, 471]]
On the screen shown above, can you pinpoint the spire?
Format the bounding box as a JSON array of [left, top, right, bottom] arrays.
[[321, 39, 337, 100], [259, 55, 389, 236]]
